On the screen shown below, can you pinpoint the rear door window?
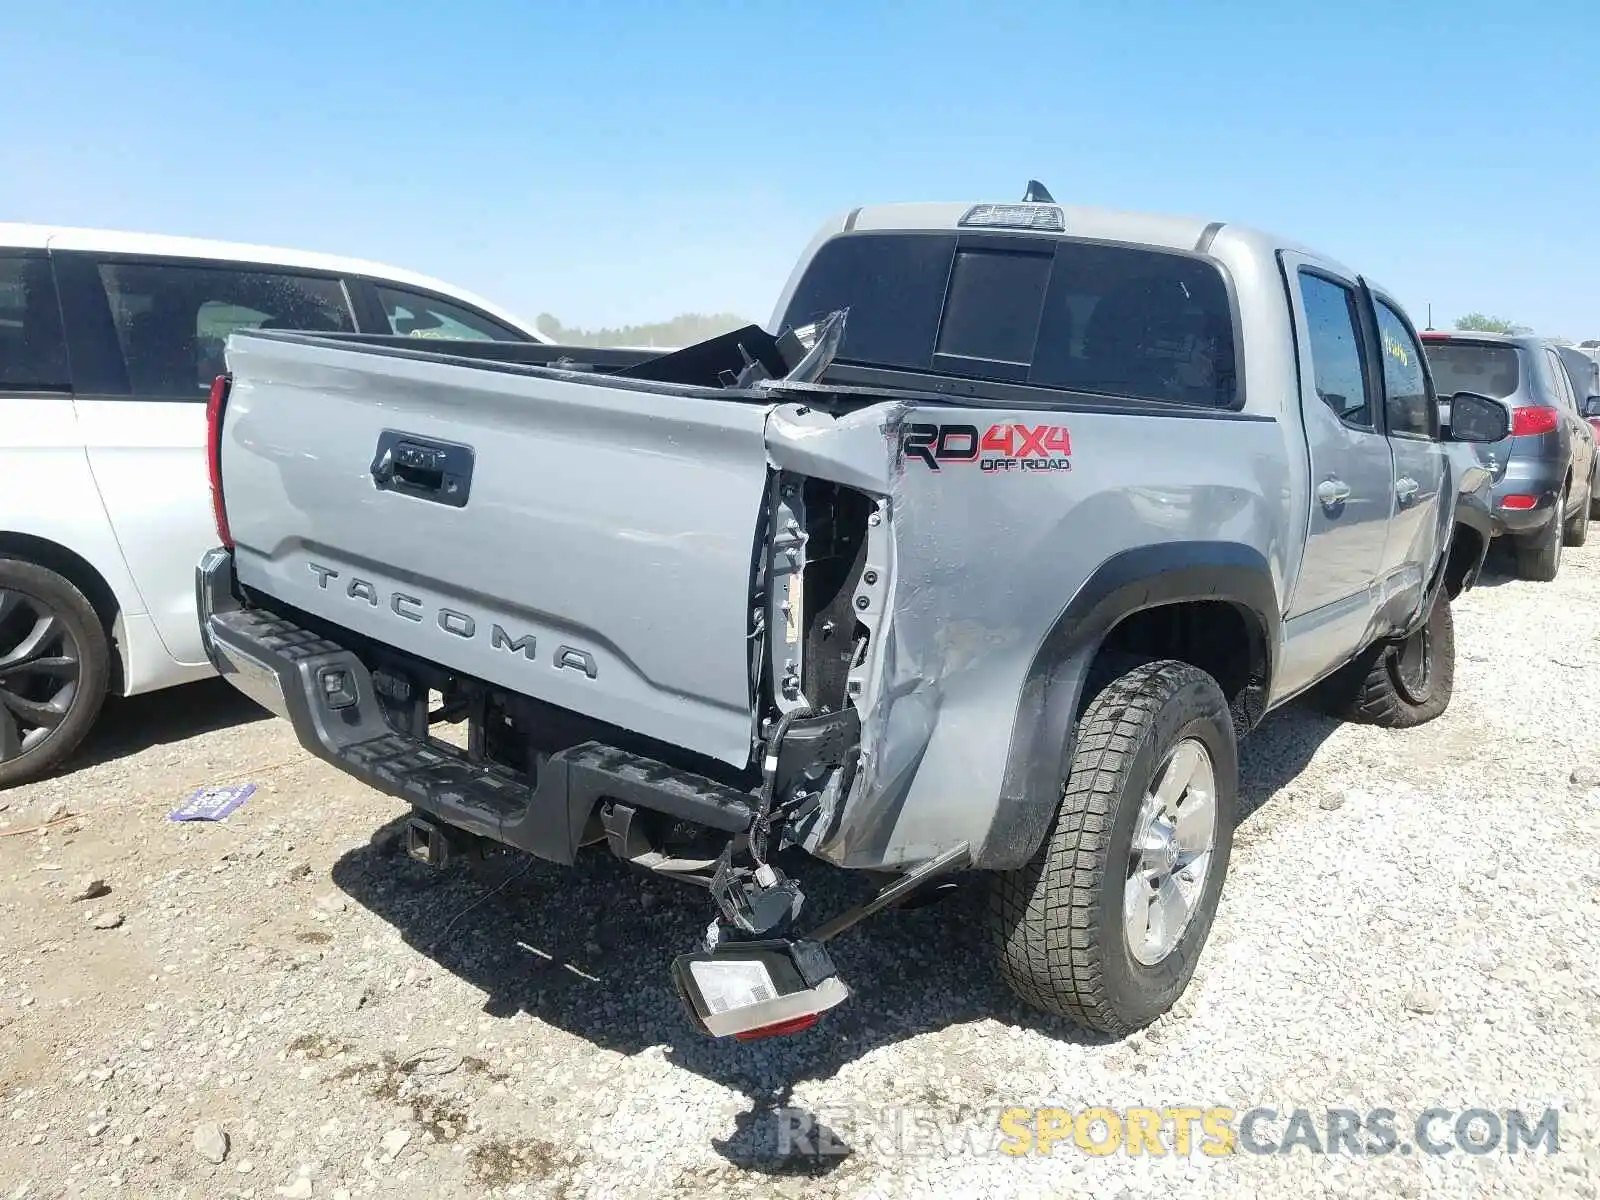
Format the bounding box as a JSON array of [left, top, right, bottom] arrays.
[[96, 260, 354, 398], [0, 253, 70, 391], [1544, 349, 1577, 412], [374, 284, 528, 342], [1557, 346, 1598, 403], [1373, 298, 1434, 437], [780, 232, 1239, 408], [1421, 341, 1521, 400], [1296, 272, 1375, 429]]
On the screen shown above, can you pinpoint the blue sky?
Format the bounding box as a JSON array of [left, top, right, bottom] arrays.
[[3, 0, 1597, 336]]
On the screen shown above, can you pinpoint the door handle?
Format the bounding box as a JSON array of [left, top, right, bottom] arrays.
[[370, 430, 474, 508], [1317, 479, 1352, 509], [1395, 476, 1420, 506]]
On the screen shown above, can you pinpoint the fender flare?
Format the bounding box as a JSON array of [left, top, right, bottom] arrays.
[[979, 541, 1279, 869], [1444, 488, 1494, 599]]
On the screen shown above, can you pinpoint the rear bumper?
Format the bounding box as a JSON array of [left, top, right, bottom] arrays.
[[196, 548, 759, 865], [1487, 458, 1565, 537]]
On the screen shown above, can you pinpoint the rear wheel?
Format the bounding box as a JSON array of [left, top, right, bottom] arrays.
[[1316, 588, 1455, 729], [988, 659, 1236, 1035], [1514, 490, 1565, 581], [0, 559, 111, 789]]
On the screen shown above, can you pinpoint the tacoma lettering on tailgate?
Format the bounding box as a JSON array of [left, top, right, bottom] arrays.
[[305, 562, 595, 676]]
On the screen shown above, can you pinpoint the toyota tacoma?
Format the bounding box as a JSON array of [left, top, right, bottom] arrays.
[[196, 187, 1507, 1039]]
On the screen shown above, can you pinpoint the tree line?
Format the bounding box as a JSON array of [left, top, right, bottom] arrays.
[[534, 312, 751, 348], [1452, 314, 1594, 346]]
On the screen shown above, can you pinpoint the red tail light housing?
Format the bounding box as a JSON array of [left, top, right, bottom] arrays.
[[1499, 494, 1537, 510], [1511, 406, 1558, 437], [206, 374, 234, 548], [732, 1013, 821, 1041]]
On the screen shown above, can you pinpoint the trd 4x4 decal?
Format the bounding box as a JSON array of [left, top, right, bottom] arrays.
[[900, 422, 1072, 473]]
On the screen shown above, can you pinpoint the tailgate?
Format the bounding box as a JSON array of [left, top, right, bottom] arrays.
[[219, 334, 774, 767]]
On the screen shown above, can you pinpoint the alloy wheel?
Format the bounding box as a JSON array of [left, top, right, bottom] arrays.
[[1124, 738, 1217, 966], [0, 589, 82, 765]]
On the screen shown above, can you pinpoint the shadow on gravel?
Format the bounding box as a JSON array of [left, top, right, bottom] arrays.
[[1235, 702, 1341, 826], [331, 818, 1111, 1176], [326, 694, 1343, 1174], [1468, 543, 1524, 588], [65, 678, 271, 774]]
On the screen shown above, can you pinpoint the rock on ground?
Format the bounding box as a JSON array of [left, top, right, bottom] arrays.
[[193, 1122, 229, 1164]]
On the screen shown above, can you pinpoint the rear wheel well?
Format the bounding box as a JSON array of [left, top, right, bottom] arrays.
[[0, 533, 126, 695], [1444, 523, 1486, 598], [1086, 600, 1268, 732]]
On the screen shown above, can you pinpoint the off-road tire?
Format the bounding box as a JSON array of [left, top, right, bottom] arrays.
[[1563, 479, 1590, 547], [1317, 588, 1454, 729], [0, 558, 111, 790], [988, 659, 1237, 1036], [1515, 490, 1565, 581]]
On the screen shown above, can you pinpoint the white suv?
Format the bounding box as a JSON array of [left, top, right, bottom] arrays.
[[0, 224, 548, 786]]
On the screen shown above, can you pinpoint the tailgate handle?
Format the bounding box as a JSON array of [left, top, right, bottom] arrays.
[[370, 430, 474, 508]]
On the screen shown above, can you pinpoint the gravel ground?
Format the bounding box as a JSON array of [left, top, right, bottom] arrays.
[[2, 544, 1598, 1199]]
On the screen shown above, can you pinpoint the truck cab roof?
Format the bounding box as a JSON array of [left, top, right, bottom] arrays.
[[770, 199, 1369, 334]]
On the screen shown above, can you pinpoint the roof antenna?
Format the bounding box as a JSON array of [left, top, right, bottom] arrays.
[[1022, 179, 1055, 203], [1425, 302, 1434, 332]]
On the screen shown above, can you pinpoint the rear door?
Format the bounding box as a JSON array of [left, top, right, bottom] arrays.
[[53, 251, 357, 666], [0, 250, 93, 558], [0, 248, 74, 426], [1282, 257, 1394, 643], [1368, 289, 1446, 618], [1545, 347, 1595, 499]]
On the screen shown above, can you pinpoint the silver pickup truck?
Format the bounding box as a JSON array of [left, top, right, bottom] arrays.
[[197, 189, 1508, 1040]]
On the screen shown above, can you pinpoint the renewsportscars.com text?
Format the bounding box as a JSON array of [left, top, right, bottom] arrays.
[[776, 1105, 1562, 1159]]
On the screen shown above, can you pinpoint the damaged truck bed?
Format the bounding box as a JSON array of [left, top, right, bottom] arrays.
[[198, 190, 1508, 1039]]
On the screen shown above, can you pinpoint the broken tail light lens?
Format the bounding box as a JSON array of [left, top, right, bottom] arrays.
[[672, 939, 850, 1038], [734, 1013, 821, 1041]]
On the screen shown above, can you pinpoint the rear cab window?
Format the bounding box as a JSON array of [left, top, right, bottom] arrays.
[[0, 252, 70, 392], [1420, 339, 1521, 400], [778, 231, 1239, 409]]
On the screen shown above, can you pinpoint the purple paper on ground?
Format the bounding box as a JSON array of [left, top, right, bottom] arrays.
[[170, 783, 257, 822]]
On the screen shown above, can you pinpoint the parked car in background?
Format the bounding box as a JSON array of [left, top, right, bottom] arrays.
[[1420, 332, 1597, 579], [1558, 345, 1600, 515], [0, 224, 547, 786]]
